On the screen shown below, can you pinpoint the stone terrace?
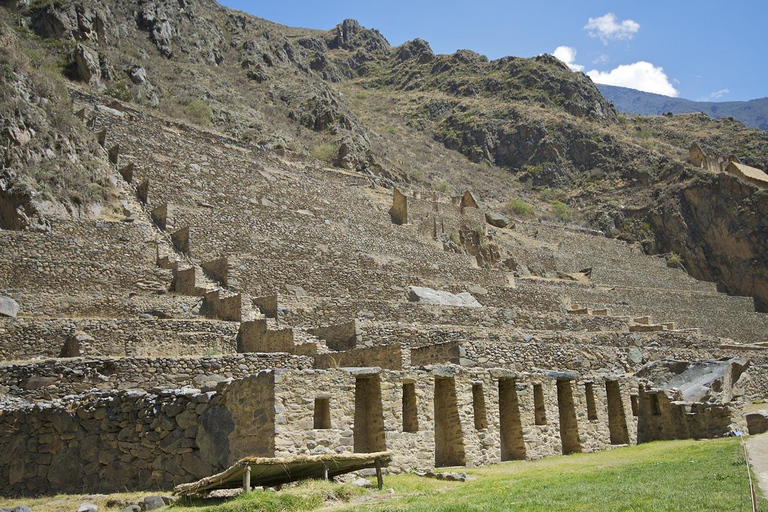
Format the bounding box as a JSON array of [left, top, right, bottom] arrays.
[[0, 93, 765, 495]]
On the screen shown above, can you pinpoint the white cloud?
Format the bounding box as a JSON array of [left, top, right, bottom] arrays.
[[704, 88, 730, 100], [587, 61, 678, 97], [553, 46, 584, 72], [592, 54, 610, 65], [584, 13, 640, 44]]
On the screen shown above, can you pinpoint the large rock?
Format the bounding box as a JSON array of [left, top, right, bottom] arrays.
[[407, 286, 482, 308], [637, 358, 749, 403], [485, 212, 510, 228], [142, 496, 165, 511], [75, 44, 101, 85], [0, 296, 19, 318]]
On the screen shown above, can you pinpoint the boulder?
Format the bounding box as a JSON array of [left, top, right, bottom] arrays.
[[351, 478, 372, 488], [0, 296, 19, 318], [485, 212, 509, 228], [636, 358, 749, 403], [129, 66, 147, 85], [627, 348, 644, 365], [75, 44, 101, 85], [77, 503, 97, 512], [141, 496, 165, 511], [407, 286, 481, 308]]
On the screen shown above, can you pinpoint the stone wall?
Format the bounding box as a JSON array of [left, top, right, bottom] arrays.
[[271, 366, 638, 473], [0, 318, 240, 361], [314, 344, 405, 370], [0, 353, 312, 400], [0, 367, 639, 495], [636, 387, 744, 442]]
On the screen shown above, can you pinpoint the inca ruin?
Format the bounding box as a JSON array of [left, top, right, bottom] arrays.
[[1, 0, 767, 508]]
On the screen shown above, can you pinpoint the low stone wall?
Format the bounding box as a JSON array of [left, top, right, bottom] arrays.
[[0, 372, 285, 496], [314, 344, 405, 370], [0, 353, 312, 400], [0, 318, 240, 361], [411, 341, 461, 367], [636, 389, 744, 442]]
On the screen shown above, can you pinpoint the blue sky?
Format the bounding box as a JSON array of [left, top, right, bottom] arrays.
[[219, 1, 767, 102]]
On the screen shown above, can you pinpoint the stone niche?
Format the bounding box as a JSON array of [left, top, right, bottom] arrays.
[[252, 294, 278, 318], [389, 188, 408, 225]]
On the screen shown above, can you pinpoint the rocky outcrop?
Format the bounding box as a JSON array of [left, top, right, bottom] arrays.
[[650, 171, 768, 312], [0, 22, 113, 227], [395, 38, 434, 64], [636, 358, 748, 403], [328, 18, 389, 54], [75, 43, 101, 85]]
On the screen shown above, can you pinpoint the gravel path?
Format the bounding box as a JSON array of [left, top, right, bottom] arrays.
[[746, 432, 768, 501]]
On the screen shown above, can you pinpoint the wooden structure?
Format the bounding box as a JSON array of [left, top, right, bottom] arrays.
[[173, 451, 393, 496]]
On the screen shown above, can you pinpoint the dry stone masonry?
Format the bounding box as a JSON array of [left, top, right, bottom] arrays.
[[0, 92, 764, 497]]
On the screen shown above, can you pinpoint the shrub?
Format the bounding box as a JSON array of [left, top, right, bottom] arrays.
[[551, 200, 572, 221], [507, 198, 534, 217], [184, 99, 213, 126], [666, 252, 684, 269], [434, 180, 454, 194], [310, 142, 336, 162]]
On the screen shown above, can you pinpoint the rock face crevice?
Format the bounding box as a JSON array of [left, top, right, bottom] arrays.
[[650, 172, 768, 312]]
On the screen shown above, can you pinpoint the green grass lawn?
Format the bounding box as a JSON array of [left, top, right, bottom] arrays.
[[1, 438, 763, 512], [334, 438, 766, 512]]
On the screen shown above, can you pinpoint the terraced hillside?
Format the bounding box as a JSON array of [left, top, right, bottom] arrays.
[[0, 0, 767, 499]]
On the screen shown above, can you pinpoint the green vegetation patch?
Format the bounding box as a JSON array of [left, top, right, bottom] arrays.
[[507, 198, 534, 217], [336, 438, 764, 511], [310, 142, 337, 162], [550, 200, 572, 222]]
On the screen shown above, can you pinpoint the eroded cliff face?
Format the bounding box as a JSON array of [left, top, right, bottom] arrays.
[[650, 172, 768, 312]]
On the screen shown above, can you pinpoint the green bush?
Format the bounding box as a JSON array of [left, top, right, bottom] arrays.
[[310, 143, 336, 162], [434, 180, 454, 194], [666, 252, 684, 269], [551, 200, 572, 221], [507, 198, 534, 217], [184, 99, 213, 126]]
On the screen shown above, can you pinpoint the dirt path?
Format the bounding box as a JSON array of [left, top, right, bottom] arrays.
[[746, 432, 768, 501]]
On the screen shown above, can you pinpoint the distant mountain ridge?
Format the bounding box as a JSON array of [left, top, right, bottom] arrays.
[[597, 84, 768, 131]]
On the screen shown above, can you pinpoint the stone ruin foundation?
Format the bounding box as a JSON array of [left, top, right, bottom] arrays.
[[0, 366, 646, 496]]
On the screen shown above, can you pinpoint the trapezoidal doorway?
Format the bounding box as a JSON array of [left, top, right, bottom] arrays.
[[499, 378, 526, 461], [557, 379, 582, 455], [354, 375, 386, 453], [434, 377, 466, 467], [606, 380, 630, 445]]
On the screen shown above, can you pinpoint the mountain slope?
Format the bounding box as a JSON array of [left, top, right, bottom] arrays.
[[1, 0, 768, 311], [598, 84, 768, 131]]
